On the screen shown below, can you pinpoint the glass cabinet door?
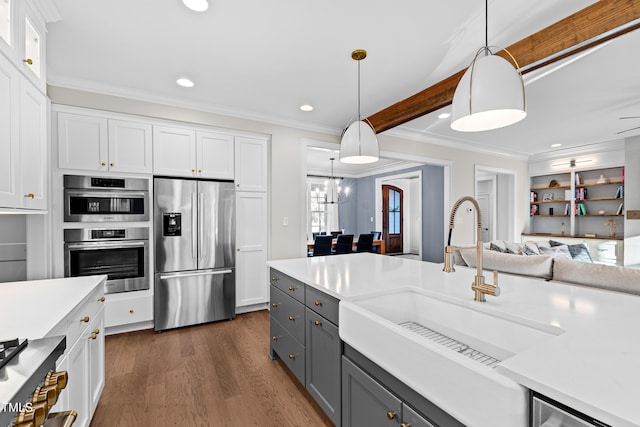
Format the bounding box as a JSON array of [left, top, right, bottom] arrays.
[[0, 0, 11, 47], [24, 16, 41, 78]]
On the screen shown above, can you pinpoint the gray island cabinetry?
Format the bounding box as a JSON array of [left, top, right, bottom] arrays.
[[269, 268, 342, 426]]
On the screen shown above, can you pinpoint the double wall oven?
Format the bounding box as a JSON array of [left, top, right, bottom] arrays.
[[63, 175, 150, 294]]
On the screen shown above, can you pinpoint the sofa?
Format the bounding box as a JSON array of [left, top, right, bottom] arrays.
[[454, 239, 640, 296]]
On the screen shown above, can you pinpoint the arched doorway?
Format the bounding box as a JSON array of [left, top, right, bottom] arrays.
[[382, 184, 403, 254]]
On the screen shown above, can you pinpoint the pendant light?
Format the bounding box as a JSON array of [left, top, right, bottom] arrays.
[[320, 158, 348, 205], [339, 49, 379, 164], [450, 0, 526, 132]]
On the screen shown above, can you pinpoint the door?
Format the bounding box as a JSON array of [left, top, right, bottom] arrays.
[[152, 125, 196, 177], [154, 178, 197, 273], [382, 185, 403, 254], [198, 181, 235, 270], [108, 119, 152, 173], [477, 193, 492, 242]]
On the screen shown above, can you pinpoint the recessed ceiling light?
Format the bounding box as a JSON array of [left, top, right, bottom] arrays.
[[550, 143, 562, 148], [176, 78, 194, 88], [182, 0, 208, 12], [438, 112, 451, 119], [300, 104, 314, 112]]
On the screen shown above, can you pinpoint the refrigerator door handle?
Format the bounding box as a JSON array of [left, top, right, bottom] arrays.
[[159, 269, 233, 280], [191, 192, 197, 260], [199, 192, 204, 261]]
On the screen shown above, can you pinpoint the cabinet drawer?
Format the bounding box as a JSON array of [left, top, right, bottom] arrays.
[[270, 268, 304, 303], [105, 294, 153, 328], [270, 285, 305, 344], [64, 285, 105, 346], [306, 286, 339, 325], [270, 317, 305, 385]]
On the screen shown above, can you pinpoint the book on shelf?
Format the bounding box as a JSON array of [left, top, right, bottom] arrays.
[[564, 189, 572, 200], [617, 202, 624, 215], [564, 203, 569, 215], [615, 185, 624, 199], [574, 187, 587, 200], [576, 203, 587, 215], [575, 173, 582, 185]]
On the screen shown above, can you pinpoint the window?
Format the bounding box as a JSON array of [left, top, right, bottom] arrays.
[[388, 188, 400, 234], [309, 185, 327, 234]]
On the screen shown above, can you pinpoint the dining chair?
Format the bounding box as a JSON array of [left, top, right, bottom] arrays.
[[330, 231, 342, 237], [356, 233, 375, 253], [333, 234, 354, 254], [313, 235, 333, 256]]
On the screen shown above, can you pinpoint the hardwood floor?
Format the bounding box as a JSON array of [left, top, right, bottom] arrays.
[[90, 310, 334, 427]]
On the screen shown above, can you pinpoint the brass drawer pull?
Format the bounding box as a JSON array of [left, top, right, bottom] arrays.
[[93, 329, 100, 335], [80, 316, 90, 323], [24, 193, 35, 199], [288, 315, 295, 321], [272, 336, 279, 341], [314, 300, 322, 306], [23, 58, 33, 65], [288, 353, 295, 360], [314, 320, 321, 326], [98, 296, 105, 302], [401, 423, 411, 427], [89, 333, 97, 340], [271, 303, 279, 307], [386, 411, 396, 420], [271, 276, 278, 281], [288, 286, 294, 291]]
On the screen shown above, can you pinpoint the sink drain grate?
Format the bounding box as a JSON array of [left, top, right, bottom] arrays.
[[398, 321, 501, 368]]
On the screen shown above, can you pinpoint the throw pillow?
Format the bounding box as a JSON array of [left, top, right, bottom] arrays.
[[539, 245, 572, 260], [549, 240, 593, 263], [522, 241, 541, 256], [489, 242, 506, 253], [459, 248, 553, 279]]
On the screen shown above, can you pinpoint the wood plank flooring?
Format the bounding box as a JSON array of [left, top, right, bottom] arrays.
[[90, 310, 334, 427]]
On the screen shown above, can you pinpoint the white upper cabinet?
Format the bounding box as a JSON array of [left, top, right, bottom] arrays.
[[0, 0, 12, 49], [152, 125, 196, 177], [235, 136, 268, 192], [107, 120, 152, 174], [153, 126, 235, 179], [18, 0, 46, 92], [19, 76, 47, 210], [196, 131, 234, 179], [58, 112, 152, 174], [0, 51, 20, 208]]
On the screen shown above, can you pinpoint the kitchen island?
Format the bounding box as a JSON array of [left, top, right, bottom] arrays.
[[268, 253, 640, 427]]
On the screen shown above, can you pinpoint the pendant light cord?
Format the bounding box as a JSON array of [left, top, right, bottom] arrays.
[[485, 0, 488, 48], [357, 59, 361, 121]]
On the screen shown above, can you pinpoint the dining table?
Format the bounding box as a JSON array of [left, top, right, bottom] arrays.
[[306, 238, 386, 255]]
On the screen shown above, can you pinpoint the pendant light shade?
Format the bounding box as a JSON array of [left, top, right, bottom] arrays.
[[450, 0, 526, 132], [339, 120, 379, 164], [340, 49, 379, 164], [451, 52, 526, 132]]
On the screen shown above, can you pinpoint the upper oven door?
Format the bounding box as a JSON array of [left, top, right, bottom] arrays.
[[64, 189, 149, 222]]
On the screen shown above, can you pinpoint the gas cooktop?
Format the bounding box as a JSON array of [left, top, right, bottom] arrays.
[[0, 338, 28, 370]]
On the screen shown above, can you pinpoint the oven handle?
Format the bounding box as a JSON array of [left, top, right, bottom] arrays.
[[160, 269, 232, 280], [66, 241, 147, 250], [65, 190, 148, 199]]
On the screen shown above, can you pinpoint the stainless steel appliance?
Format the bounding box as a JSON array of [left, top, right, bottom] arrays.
[[532, 393, 611, 427], [64, 227, 150, 294], [154, 177, 235, 331], [0, 336, 76, 427], [64, 175, 149, 222]]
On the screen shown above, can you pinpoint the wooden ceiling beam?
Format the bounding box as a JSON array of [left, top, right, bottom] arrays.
[[367, 0, 640, 134]]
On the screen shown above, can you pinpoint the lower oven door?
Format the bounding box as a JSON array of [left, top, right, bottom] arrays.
[[64, 240, 149, 293]]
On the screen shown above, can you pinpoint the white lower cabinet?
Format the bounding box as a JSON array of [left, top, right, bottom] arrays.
[[105, 293, 153, 328], [50, 286, 106, 427], [236, 191, 268, 307]]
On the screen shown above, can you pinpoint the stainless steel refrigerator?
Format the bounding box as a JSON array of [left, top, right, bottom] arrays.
[[154, 177, 235, 331]]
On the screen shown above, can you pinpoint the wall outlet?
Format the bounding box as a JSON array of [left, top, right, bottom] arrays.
[[370, 217, 373, 222], [282, 216, 289, 226]]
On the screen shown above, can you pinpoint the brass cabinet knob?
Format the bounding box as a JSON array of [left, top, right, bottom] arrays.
[[237, 248, 240, 251], [314, 320, 321, 326], [401, 424, 411, 427], [314, 300, 322, 306], [80, 316, 90, 323], [386, 411, 396, 420], [288, 286, 294, 291], [288, 353, 295, 359], [271, 303, 279, 307], [24, 193, 35, 199], [101, 162, 106, 166], [89, 332, 97, 340], [191, 169, 195, 173], [110, 162, 114, 167], [98, 296, 105, 302], [236, 183, 240, 187], [93, 328, 100, 335], [129, 309, 134, 313], [271, 276, 278, 282], [198, 169, 202, 173], [272, 336, 278, 341], [23, 58, 33, 65], [288, 315, 295, 321]]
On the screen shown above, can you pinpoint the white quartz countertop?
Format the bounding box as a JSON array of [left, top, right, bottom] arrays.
[[0, 275, 106, 340], [268, 253, 640, 427]]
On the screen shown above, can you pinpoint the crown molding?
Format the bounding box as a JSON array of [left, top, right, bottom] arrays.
[[32, 0, 62, 23], [528, 139, 625, 162]]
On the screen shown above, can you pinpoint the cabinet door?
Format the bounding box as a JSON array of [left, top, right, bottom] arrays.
[[0, 51, 20, 208], [196, 131, 234, 179], [87, 311, 105, 415], [306, 308, 341, 426], [19, 77, 46, 209], [152, 125, 196, 177], [108, 119, 152, 173], [20, 1, 45, 92], [58, 112, 108, 171], [63, 337, 90, 427], [342, 356, 402, 427], [235, 191, 267, 307], [234, 136, 267, 192], [403, 404, 435, 427]]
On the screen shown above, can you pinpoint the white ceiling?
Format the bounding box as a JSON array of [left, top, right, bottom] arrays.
[[46, 0, 640, 172]]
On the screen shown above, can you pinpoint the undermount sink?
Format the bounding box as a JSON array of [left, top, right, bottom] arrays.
[[339, 287, 564, 427]]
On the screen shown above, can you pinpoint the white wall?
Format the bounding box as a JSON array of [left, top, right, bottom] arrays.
[[410, 178, 420, 253], [47, 86, 530, 261]]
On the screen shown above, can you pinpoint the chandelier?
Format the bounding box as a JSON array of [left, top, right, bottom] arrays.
[[320, 158, 349, 205]]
